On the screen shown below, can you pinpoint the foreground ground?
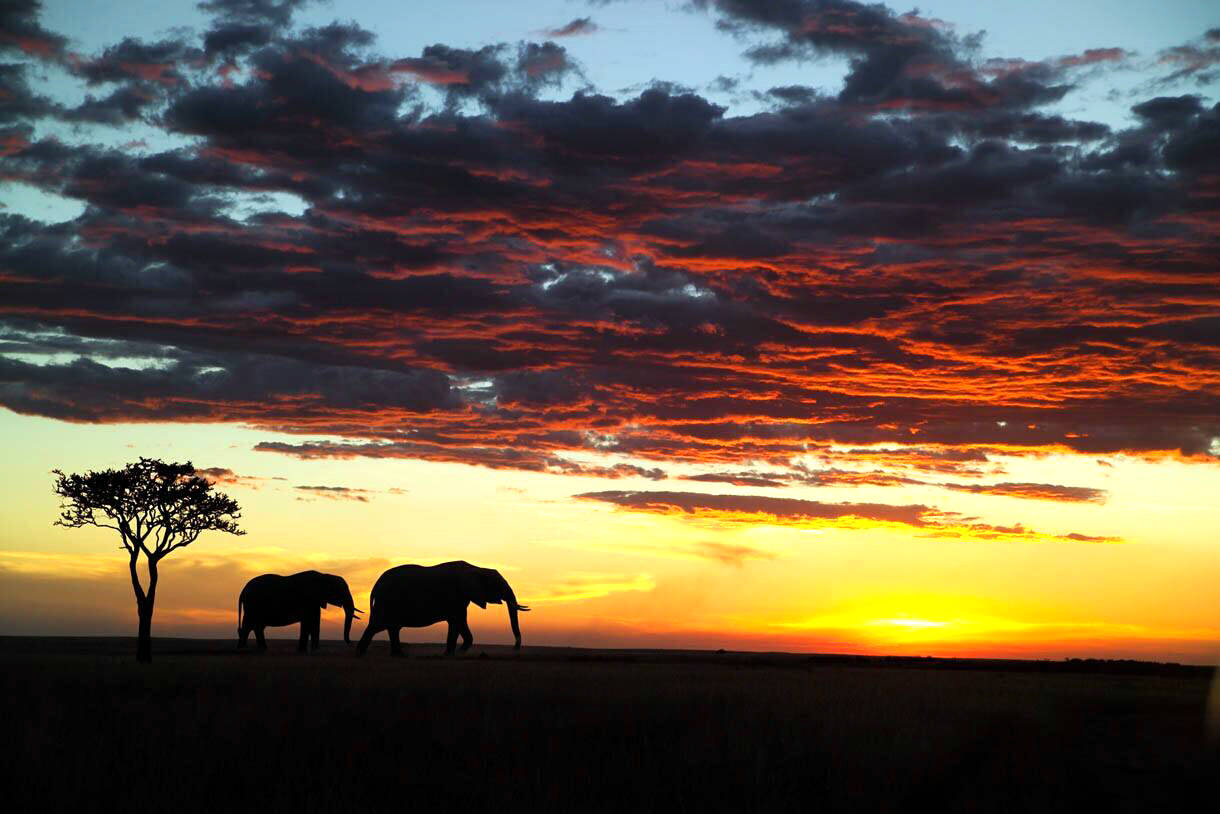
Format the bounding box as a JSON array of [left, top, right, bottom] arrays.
[[3, 637, 1216, 812]]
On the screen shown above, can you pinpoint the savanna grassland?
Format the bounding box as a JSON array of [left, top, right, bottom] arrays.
[[3, 637, 1216, 813]]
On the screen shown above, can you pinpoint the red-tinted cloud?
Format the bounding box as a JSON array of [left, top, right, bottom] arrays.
[[544, 18, 599, 38], [196, 467, 268, 489]]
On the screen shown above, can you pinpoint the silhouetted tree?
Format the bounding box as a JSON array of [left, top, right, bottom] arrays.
[[53, 458, 244, 662]]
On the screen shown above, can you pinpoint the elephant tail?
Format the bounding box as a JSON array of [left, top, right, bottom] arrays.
[[237, 595, 243, 636]]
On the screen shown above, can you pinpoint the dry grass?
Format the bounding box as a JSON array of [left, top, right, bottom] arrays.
[[3, 637, 1215, 812]]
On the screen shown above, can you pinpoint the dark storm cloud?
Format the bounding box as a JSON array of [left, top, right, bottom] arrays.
[[840, 140, 1062, 208], [0, 63, 56, 123], [62, 84, 160, 124], [390, 43, 507, 90], [1132, 95, 1205, 129], [1162, 101, 1220, 173], [382, 39, 579, 105], [492, 87, 724, 171], [292, 19, 377, 55], [0, 0, 1218, 506], [966, 112, 1110, 144], [74, 37, 201, 86], [164, 27, 407, 144], [198, 0, 313, 27], [202, 22, 273, 57], [0, 327, 460, 424], [695, 0, 1079, 111], [0, 0, 66, 59], [764, 84, 819, 106]]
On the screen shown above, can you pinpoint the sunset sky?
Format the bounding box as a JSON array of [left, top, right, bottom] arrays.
[[2, 0, 1218, 663]]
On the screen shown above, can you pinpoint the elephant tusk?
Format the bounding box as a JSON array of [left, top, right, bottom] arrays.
[[514, 604, 531, 612]]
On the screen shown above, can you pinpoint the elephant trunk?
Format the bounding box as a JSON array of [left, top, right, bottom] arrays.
[[340, 587, 361, 645], [503, 586, 529, 650], [508, 603, 521, 649], [343, 601, 355, 645]]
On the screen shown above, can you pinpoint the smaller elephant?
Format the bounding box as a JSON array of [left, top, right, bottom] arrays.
[[238, 570, 362, 652], [356, 561, 529, 657]]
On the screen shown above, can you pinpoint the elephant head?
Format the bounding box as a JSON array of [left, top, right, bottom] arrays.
[[461, 566, 531, 649], [308, 571, 362, 644]]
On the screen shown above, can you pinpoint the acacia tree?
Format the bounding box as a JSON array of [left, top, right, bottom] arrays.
[[53, 458, 245, 662]]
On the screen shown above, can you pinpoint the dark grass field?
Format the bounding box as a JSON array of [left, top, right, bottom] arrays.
[[3, 637, 1216, 813]]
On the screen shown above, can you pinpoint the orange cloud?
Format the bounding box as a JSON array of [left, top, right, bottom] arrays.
[[576, 490, 1120, 543]]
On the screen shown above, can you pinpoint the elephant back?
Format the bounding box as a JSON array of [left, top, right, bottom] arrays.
[[370, 563, 428, 595], [241, 573, 286, 599]]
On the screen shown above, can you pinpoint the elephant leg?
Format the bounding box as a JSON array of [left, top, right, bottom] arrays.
[[255, 627, 267, 650], [309, 610, 321, 651], [356, 623, 379, 656], [445, 623, 459, 656], [458, 620, 473, 653], [238, 624, 250, 649], [297, 622, 309, 653], [388, 626, 406, 658]]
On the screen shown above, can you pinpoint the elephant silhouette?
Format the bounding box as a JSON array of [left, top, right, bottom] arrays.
[[356, 560, 529, 657], [238, 570, 362, 651]]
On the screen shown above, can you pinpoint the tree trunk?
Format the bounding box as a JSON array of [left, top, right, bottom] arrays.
[[136, 598, 154, 663], [133, 556, 159, 664]]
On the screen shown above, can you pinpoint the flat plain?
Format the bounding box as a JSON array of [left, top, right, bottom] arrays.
[[3, 637, 1216, 812]]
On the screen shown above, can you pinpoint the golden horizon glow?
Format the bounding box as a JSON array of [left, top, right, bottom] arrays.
[[2, 411, 1218, 665]]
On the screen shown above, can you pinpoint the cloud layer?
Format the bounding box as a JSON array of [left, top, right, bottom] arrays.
[[1, 1, 1217, 532]]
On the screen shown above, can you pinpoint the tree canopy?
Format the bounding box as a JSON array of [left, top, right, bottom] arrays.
[[54, 457, 244, 559]]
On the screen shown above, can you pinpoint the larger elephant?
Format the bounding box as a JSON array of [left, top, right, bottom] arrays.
[[238, 570, 361, 651], [355, 561, 529, 657]]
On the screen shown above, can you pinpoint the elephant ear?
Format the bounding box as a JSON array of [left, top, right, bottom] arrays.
[[460, 569, 488, 609], [481, 569, 506, 605]]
